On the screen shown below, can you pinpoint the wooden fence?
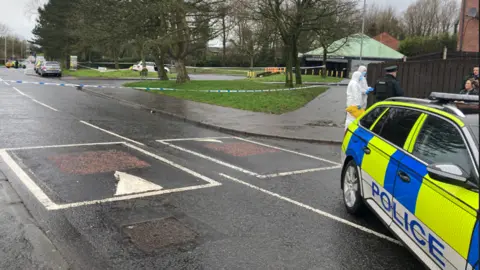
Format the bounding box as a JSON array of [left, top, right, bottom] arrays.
[[367, 58, 480, 98]]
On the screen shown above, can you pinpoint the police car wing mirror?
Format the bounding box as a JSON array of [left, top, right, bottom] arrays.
[[426, 163, 474, 188]]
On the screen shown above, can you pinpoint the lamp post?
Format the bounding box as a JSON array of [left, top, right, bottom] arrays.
[[359, 0, 366, 62]]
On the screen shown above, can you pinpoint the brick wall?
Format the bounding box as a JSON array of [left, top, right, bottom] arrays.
[[457, 0, 479, 52]]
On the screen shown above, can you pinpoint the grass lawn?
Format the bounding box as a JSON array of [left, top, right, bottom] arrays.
[[186, 67, 263, 76], [124, 80, 327, 114], [253, 74, 343, 83], [124, 80, 289, 90], [63, 69, 176, 79]]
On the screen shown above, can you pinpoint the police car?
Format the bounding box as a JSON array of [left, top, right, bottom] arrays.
[[341, 92, 479, 270]]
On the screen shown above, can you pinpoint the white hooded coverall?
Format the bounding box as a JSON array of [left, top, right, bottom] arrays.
[[357, 65, 370, 109], [344, 71, 364, 130]]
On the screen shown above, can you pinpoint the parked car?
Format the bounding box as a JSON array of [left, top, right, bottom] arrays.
[[38, 61, 62, 77], [5, 60, 14, 68], [34, 59, 44, 74], [131, 61, 170, 73], [19, 60, 28, 69], [341, 92, 479, 270]]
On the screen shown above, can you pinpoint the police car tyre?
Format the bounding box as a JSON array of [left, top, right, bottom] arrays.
[[342, 159, 365, 215]]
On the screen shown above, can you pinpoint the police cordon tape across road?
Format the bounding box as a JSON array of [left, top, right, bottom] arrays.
[[1, 79, 323, 93]]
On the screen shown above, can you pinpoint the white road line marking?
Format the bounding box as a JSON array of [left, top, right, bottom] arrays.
[[261, 165, 341, 178], [12, 87, 29, 97], [219, 173, 402, 246], [234, 137, 341, 166], [114, 171, 163, 196], [158, 139, 339, 178], [4, 81, 10, 85], [124, 142, 222, 186], [157, 140, 261, 177], [2, 141, 124, 151], [30, 99, 59, 112], [12, 87, 59, 111], [1, 141, 221, 210], [80, 121, 145, 146], [49, 183, 219, 210], [158, 137, 233, 142], [0, 150, 57, 209]]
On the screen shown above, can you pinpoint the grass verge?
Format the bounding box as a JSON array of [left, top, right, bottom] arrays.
[[63, 69, 175, 79], [124, 80, 327, 114], [253, 74, 343, 83], [124, 80, 288, 90], [186, 67, 262, 76]]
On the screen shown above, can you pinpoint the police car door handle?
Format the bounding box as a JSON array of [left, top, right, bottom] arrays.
[[397, 171, 410, 182], [362, 147, 371, 154]]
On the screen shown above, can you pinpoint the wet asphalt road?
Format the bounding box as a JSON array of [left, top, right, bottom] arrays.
[[0, 68, 422, 270]]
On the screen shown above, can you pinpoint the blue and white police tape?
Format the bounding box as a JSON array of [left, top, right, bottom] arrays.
[[133, 85, 320, 93], [3, 80, 322, 93], [2, 80, 124, 89]]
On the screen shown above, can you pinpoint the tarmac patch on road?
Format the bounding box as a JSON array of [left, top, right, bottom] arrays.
[[0, 142, 221, 210], [157, 137, 341, 178]]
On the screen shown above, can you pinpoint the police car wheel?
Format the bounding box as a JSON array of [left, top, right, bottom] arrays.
[[342, 160, 364, 214]]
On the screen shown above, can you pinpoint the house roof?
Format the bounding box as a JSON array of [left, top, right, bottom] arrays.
[[373, 32, 400, 51], [304, 33, 404, 59]]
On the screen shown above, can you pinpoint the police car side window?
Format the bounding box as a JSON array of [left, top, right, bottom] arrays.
[[371, 108, 422, 148], [359, 107, 386, 129], [412, 115, 474, 177]]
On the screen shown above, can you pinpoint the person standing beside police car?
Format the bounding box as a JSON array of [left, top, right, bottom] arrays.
[[345, 71, 374, 130], [357, 65, 374, 108], [371, 65, 404, 104]]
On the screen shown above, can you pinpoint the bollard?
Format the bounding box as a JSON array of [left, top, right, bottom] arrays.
[[340, 71, 343, 78]]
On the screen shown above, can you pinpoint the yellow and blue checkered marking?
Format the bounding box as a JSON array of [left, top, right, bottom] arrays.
[[343, 120, 478, 269], [468, 221, 479, 269]]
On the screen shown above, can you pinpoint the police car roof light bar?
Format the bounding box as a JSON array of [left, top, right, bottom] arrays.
[[429, 92, 479, 103]]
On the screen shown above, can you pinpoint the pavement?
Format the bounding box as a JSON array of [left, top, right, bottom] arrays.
[[53, 78, 347, 144], [0, 67, 422, 269]]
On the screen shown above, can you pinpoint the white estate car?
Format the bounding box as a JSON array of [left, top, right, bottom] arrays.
[[132, 61, 170, 73]]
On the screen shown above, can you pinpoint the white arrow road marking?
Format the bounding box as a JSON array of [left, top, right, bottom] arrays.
[[114, 171, 162, 196], [192, 138, 224, 143]]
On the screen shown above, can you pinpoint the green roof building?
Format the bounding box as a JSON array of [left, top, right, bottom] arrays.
[[301, 33, 405, 76]]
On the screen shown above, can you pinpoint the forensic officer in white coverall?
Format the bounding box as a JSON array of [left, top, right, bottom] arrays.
[[344, 71, 374, 130], [357, 65, 373, 108]]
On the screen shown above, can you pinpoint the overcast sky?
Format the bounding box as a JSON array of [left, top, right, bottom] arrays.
[[0, 0, 458, 40]]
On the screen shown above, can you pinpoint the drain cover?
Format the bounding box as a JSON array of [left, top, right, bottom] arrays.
[[123, 217, 198, 252]]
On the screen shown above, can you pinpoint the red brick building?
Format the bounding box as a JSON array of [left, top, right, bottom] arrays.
[[457, 0, 479, 52], [373, 32, 400, 51]]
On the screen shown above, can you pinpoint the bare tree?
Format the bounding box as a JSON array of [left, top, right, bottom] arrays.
[[256, 0, 356, 87], [0, 23, 9, 36], [311, 4, 360, 77], [403, 0, 458, 37], [24, 0, 48, 20], [364, 4, 404, 38]]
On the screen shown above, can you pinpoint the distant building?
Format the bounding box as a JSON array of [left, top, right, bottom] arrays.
[[373, 32, 399, 51], [458, 0, 479, 52], [301, 33, 405, 74]]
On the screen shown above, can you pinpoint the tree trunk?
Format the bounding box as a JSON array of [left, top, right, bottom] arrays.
[[175, 58, 190, 84], [322, 47, 327, 78], [292, 39, 302, 85], [250, 55, 254, 69], [113, 49, 119, 70], [154, 50, 169, 81], [284, 45, 294, 88], [222, 15, 227, 67]]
